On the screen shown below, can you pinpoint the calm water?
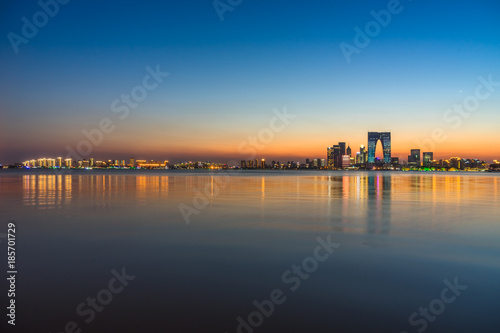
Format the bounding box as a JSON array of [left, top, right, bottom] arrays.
[[1, 169, 500, 332]]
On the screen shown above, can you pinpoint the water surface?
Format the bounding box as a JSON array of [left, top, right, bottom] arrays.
[[1, 170, 499, 332]]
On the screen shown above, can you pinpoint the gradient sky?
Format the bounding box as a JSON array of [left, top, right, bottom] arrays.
[[1, 0, 500, 164]]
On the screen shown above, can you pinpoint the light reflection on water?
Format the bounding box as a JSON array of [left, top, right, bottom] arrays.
[[18, 172, 499, 201], [15, 171, 499, 235], [2, 170, 500, 332]]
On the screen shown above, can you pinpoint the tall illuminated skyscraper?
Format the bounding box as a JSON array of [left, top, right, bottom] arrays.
[[327, 142, 346, 169], [368, 132, 391, 164], [327, 146, 334, 168]]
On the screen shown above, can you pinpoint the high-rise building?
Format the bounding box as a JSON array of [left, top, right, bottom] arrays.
[[423, 152, 433, 167], [328, 142, 348, 169], [327, 146, 335, 168], [368, 132, 391, 164], [261, 159, 265, 169], [359, 145, 366, 164], [333, 145, 342, 168], [90, 158, 94, 167], [56, 157, 62, 168], [339, 142, 346, 156], [408, 149, 421, 166], [346, 145, 351, 157], [342, 155, 350, 168]]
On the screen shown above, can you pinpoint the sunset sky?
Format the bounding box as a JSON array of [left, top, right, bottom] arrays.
[[1, 0, 500, 164]]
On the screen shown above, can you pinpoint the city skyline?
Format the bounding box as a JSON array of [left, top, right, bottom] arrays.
[[2, 2, 500, 333], [7, 142, 499, 169], [3, 127, 499, 165]]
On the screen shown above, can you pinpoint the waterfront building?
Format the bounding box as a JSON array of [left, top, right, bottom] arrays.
[[368, 132, 391, 164]]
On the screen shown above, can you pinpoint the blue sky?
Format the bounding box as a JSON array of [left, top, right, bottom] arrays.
[[1, 0, 500, 163]]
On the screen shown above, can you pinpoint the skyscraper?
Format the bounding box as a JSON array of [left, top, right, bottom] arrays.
[[328, 142, 350, 169], [333, 145, 342, 168], [346, 145, 351, 157], [327, 146, 334, 168], [368, 132, 391, 164], [359, 145, 366, 164], [423, 152, 433, 167], [339, 142, 346, 156]]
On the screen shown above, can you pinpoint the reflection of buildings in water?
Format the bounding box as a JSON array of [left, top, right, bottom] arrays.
[[261, 176, 266, 218], [23, 175, 72, 209], [261, 176, 265, 199], [495, 177, 498, 199], [325, 174, 391, 234], [366, 175, 391, 234], [136, 176, 169, 204], [69, 175, 170, 210], [325, 175, 353, 233], [22, 174, 172, 210], [325, 176, 342, 232]]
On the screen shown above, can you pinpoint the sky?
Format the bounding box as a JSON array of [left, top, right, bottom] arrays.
[[1, 0, 500, 164]]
